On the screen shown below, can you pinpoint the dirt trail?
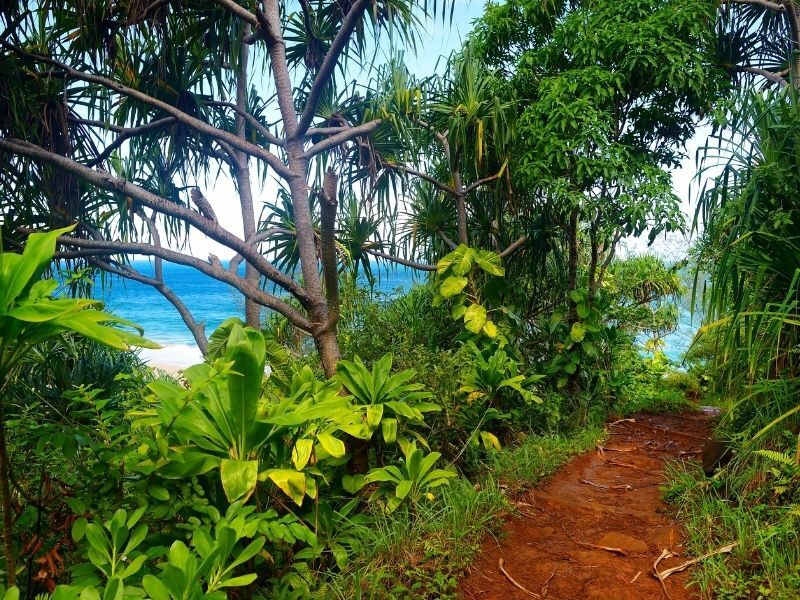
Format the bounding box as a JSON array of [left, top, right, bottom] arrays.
[[458, 412, 714, 600]]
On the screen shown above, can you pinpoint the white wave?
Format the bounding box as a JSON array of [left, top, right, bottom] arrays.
[[140, 344, 203, 369]]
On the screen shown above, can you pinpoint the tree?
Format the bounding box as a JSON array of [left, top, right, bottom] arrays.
[[365, 54, 526, 261], [0, 0, 446, 376], [469, 0, 725, 392]]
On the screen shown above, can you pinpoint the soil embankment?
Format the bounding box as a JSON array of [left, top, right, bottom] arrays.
[[458, 412, 714, 600]]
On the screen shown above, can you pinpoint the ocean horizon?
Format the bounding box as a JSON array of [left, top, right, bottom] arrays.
[[98, 259, 698, 367]]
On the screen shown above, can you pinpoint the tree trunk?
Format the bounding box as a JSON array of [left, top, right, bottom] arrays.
[[0, 402, 16, 587], [566, 207, 581, 397], [453, 170, 468, 245], [235, 26, 261, 329]]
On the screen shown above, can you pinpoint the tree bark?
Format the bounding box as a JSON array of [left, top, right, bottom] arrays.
[[566, 206, 581, 397], [235, 25, 261, 329], [0, 398, 16, 587]]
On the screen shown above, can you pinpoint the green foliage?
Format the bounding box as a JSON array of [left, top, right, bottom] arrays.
[[665, 432, 800, 600], [336, 353, 440, 452], [365, 442, 457, 513], [432, 245, 506, 340], [0, 226, 158, 380]]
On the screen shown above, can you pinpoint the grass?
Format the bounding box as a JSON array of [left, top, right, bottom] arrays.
[[664, 443, 800, 599], [316, 427, 604, 599]]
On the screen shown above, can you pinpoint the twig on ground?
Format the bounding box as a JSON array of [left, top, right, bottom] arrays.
[[597, 445, 637, 453], [655, 542, 737, 580], [541, 570, 557, 598], [580, 479, 634, 491], [630, 571, 642, 584], [498, 558, 541, 598], [561, 523, 628, 555]]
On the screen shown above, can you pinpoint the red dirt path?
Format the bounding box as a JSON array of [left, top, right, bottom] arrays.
[[458, 412, 714, 600]]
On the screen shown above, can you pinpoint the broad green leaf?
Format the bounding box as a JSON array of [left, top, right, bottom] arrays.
[[439, 276, 468, 298], [292, 438, 314, 470], [570, 322, 586, 342], [463, 304, 487, 333], [142, 576, 171, 600], [264, 469, 306, 505], [475, 250, 505, 276], [316, 433, 346, 458], [482, 320, 498, 338], [220, 459, 259, 502], [381, 418, 398, 443], [1, 225, 74, 308]]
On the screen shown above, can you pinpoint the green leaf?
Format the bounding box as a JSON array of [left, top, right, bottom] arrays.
[[570, 322, 586, 342], [148, 484, 170, 502], [463, 304, 487, 333], [451, 303, 466, 320], [395, 480, 412, 500], [220, 459, 259, 503], [316, 433, 346, 458], [225, 324, 264, 451], [482, 320, 498, 338], [437, 244, 475, 275], [71, 517, 88, 542], [475, 250, 505, 276], [366, 404, 384, 428], [103, 578, 123, 600], [218, 574, 258, 588], [292, 438, 314, 470], [439, 276, 468, 298], [265, 469, 306, 505], [576, 302, 590, 319], [381, 418, 398, 443], [142, 575, 171, 600], [341, 474, 366, 494]]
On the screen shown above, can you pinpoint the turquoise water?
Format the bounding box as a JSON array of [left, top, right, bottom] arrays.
[[99, 260, 697, 366]]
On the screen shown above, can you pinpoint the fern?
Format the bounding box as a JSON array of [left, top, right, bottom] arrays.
[[754, 449, 796, 468]]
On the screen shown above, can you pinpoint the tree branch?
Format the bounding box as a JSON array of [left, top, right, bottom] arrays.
[[731, 65, 790, 87], [499, 235, 528, 259], [229, 226, 296, 273], [69, 117, 178, 168], [387, 163, 456, 195], [206, 101, 284, 147], [257, 3, 300, 138], [0, 39, 293, 180], [51, 237, 313, 331], [303, 119, 382, 159], [89, 257, 209, 352], [463, 166, 507, 195], [720, 0, 784, 11], [0, 137, 310, 304], [436, 228, 458, 250], [364, 248, 436, 271], [296, 0, 372, 136]]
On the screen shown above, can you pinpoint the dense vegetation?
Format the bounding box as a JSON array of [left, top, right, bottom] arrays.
[[0, 0, 798, 598]]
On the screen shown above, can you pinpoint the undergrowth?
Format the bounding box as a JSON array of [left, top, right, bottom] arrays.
[[315, 428, 603, 599], [665, 432, 800, 599]]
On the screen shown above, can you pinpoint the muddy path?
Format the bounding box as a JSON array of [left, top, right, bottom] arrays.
[[458, 412, 715, 600]]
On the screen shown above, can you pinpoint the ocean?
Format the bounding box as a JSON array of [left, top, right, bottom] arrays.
[[99, 260, 698, 367]]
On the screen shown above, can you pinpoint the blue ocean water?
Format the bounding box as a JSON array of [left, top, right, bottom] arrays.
[[99, 260, 698, 366], [98, 260, 425, 365]]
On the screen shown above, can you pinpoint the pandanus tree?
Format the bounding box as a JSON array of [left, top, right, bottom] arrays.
[[694, 88, 800, 452], [357, 54, 528, 266], [0, 0, 448, 377]]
